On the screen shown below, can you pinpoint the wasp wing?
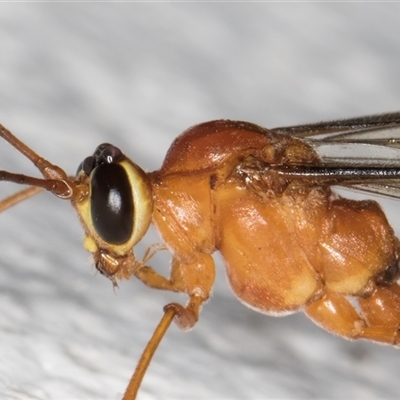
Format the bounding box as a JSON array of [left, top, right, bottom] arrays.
[[271, 112, 400, 199]]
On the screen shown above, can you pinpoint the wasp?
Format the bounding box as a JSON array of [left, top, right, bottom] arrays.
[[1, 112, 400, 399]]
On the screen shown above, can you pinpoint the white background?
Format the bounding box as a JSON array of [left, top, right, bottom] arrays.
[[0, 3, 399, 400]]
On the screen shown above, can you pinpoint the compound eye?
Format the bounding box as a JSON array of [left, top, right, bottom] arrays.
[[91, 163, 134, 245]]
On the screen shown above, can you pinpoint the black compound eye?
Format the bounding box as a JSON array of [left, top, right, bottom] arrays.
[[91, 163, 134, 244]]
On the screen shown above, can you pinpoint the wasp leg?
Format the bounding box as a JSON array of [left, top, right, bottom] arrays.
[[134, 253, 215, 330], [305, 290, 400, 345], [134, 257, 185, 292], [164, 294, 204, 331], [358, 283, 400, 342]]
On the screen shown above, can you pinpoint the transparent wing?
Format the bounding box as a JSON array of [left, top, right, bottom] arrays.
[[271, 112, 400, 199]]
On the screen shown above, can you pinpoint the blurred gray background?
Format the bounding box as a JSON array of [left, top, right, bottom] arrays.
[[0, 3, 399, 400]]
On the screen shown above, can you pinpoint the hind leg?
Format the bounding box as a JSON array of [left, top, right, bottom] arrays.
[[305, 287, 400, 345], [358, 283, 400, 333]]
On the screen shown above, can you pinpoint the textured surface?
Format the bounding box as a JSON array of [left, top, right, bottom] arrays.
[[0, 4, 399, 400]]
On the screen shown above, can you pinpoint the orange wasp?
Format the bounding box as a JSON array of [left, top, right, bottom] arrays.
[[1, 112, 400, 399]]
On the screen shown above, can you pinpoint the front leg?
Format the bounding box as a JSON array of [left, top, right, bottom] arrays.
[[134, 252, 216, 330]]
